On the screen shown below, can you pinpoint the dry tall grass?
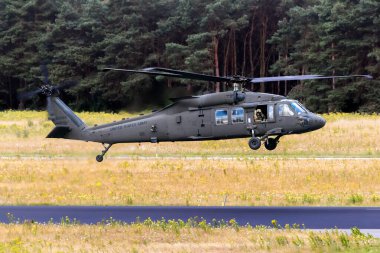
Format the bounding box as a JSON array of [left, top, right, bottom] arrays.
[[0, 112, 379, 206], [0, 223, 378, 253], [0, 158, 379, 206], [0, 112, 379, 252]]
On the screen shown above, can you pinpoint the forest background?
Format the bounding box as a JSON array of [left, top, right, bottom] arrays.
[[0, 0, 379, 113]]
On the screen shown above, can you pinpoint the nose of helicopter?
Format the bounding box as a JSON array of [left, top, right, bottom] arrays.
[[312, 115, 326, 130]]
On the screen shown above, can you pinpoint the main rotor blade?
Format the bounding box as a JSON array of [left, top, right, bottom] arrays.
[[250, 74, 373, 83], [144, 67, 233, 83], [104, 67, 373, 85], [104, 67, 233, 83], [308, 74, 373, 80], [103, 68, 183, 78]]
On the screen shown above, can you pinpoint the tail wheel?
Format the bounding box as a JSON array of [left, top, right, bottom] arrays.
[[248, 137, 261, 150], [264, 138, 278, 151], [96, 155, 104, 163]]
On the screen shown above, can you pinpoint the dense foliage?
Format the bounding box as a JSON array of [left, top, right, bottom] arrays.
[[0, 0, 378, 112]]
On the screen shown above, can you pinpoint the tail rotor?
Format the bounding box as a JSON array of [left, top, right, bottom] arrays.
[[18, 64, 79, 101]]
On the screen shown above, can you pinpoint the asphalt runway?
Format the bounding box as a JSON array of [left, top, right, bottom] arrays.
[[1, 206, 380, 229]]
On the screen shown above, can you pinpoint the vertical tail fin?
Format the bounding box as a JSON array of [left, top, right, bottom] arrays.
[[46, 96, 87, 140]]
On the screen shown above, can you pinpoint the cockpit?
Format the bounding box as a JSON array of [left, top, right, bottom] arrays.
[[278, 100, 308, 117], [277, 99, 325, 131]]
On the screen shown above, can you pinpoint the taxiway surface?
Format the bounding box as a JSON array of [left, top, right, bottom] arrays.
[[1, 206, 380, 229]]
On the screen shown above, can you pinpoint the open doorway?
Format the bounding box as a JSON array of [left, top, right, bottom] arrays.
[[254, 104, 274, 123]]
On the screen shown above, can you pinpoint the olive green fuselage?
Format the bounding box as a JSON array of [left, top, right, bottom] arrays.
[[77, 91, 325, 144]]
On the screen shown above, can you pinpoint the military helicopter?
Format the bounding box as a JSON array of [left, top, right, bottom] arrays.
[[20, 66, 372, 162]]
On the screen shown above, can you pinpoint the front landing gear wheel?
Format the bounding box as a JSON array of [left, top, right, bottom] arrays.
[[96, 155, 104, 163], [264, 138, 278, 151], [248, 137, 261, 150]]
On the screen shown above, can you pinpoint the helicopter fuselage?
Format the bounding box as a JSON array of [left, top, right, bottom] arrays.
[[82, 91, 326, 144]]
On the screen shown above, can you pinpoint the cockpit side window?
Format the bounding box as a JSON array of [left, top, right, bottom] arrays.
[[278, 103, 295, 116]]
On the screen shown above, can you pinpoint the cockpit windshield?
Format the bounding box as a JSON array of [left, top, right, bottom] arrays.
[[290, 102, 307, 115], [296, 102, 309, 112], [278, 103, 295, 116], [278, 101, 308, 117]]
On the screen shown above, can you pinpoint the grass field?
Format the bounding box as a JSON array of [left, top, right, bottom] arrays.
[[0, 222, 379, 253], [0, 111, 379, 206], [1, 111, 380, 252], [1, 159, 380, 206]]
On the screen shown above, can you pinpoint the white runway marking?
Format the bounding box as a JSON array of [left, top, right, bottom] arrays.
[[0, 155, 379, 161]]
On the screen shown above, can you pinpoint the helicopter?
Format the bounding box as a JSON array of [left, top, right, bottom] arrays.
[[20, 66, 372, 162]]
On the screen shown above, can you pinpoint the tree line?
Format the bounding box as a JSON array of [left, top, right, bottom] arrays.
[[0, 0, 378, 112]]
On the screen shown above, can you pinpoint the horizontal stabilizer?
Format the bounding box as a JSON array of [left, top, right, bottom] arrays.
[[46, 126, 71, 138]]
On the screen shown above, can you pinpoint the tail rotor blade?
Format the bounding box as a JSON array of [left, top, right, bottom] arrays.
[[56, 80, 79, 90], [18, 64, 80, 102], [40, 64, 50, 85], [17, 88, 43, 101]]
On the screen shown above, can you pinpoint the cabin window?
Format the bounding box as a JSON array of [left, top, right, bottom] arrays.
[[278, 103, 295, 116], [215, 109, 228, 125], [232, 107, 245, 124]]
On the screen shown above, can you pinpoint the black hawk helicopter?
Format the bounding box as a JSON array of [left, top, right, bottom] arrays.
[[20, 66, 372, 162]]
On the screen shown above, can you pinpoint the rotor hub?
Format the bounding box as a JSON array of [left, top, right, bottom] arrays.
[[41, 85, 59, 96], [231, 76, 249, 91], [233, 82, 242, 91]]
